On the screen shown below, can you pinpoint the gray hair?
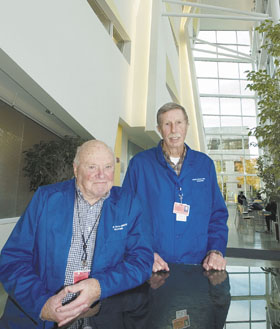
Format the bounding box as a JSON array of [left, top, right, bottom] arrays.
[[157, 102, 189, 126]]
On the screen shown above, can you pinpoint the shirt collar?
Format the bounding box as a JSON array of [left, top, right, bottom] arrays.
[[161, 140, 187, 163]]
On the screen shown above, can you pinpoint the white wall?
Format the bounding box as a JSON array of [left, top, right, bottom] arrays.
[[0, 0, 131, 148], [155, 11, 180, 108], [113, 0, 138, 35], [0, 219, 17, 251]]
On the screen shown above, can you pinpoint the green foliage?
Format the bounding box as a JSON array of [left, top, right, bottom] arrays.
[[257, 156, 280, 198], [255, 19, 280, 59], [246, 20, 280, 198], [23, 135, 86, 191]]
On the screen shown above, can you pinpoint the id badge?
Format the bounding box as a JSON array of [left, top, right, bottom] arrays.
[[173, 202, 190, 216], [73, 270, 90, 284], [176, 213, 187, 222]]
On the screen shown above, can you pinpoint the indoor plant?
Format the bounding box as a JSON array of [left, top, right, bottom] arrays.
[[23, 135, 86, 191], [246, 19, 280, 199]]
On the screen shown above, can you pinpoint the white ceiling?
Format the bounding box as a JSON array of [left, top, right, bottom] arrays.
[[198, 0, 259, 31]]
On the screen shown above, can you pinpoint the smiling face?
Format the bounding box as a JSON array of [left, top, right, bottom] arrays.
[[157, 109, 188, 156], [73, 141, 115, 204]]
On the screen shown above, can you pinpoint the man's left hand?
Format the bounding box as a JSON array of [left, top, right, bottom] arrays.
[[202, 252, 226, 271], [56, 278, 101, 327]]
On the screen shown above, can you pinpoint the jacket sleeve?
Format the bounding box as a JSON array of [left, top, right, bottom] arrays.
[[92, 195, 153, 300], [206, 161, 229, 256], [0, 188, 53, 322]]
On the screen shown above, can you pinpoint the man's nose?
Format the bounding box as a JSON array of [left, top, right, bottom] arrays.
[[171, 122, 176, 133], [97, 167, 105, 178]]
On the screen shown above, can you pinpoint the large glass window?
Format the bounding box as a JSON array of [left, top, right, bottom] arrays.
[[206, 136, 221, 150], [194, 30, 259, 201], [200, 97, 219, 115], [241, 98, 256, 116], [219, 79, 241, 95], [197, 78, 219, 94], [220, 98, 241, 115], [218, 62, 239, 78], [195, 61, 218, 77], [221, 116, 242, 128]]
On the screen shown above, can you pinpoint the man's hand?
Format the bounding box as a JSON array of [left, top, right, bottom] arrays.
[[152, 253, 169, 272], [149, 271, 170, 289], [56, 278, 101, 327], [40, 289, 88, 325], [57, 302, 101, 329], [41, 278, 101, 327], [202, 252, 226, 271]]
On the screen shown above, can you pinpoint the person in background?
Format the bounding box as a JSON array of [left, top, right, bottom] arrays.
[[0, 140, 153, 329], [250, 192, 264, 211], [265, 199, 277, 233], [238, 191, 247, 206], [123, 102, 228, 273], [238, 191, 248, 212]]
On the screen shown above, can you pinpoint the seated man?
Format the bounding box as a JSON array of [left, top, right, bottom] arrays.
[[237, 191, 247, 206], [0, 140, 153, 328]]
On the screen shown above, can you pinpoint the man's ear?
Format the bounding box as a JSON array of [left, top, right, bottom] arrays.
[[73, 163, 77, 178], [157, 125, 162, 136]]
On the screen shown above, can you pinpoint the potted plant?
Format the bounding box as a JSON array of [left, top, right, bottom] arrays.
[[23, 135, 86, 191]]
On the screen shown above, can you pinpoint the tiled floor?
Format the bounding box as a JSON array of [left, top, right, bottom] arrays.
[[1, 203, 280, 318]]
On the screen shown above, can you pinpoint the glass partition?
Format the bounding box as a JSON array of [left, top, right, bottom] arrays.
[[0, 100, 61, 219]]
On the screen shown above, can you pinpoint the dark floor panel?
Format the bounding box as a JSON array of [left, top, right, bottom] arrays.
[[226, 247, 280, 260]]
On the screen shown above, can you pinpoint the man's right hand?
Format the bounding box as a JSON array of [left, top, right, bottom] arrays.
[[152, 252, 169, 272], [41, 289, 89, 325]]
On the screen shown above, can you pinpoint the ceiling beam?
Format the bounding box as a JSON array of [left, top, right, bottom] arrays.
[[192, 47, 252, 62], [162, 0, 269, 18], [162, 12, 271, 21], [193, 38, 251, 59]]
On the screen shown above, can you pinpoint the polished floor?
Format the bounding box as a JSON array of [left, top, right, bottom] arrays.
[[227, 203, 280, 249], [1, 203, 280, 318], [226, 202, 280, 268]]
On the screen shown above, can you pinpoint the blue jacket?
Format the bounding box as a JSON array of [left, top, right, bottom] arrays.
[[0, 179, 153, 328], [123, 142, 228, 264]]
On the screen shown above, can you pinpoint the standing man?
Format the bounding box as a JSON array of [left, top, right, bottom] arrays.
[[0, 140, 153, 328], [123, 102, 228, 272]]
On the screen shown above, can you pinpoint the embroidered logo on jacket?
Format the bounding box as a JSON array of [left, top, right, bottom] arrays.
[[192, 178, 205, 182], [112, 223, 128, 231]]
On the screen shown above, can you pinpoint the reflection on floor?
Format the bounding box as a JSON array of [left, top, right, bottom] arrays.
[[1, 203, 280, 319], [227, 203, 280, 251]]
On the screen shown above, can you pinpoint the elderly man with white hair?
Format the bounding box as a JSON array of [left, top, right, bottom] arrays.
[[0, 140, 153, 329], [123, 102, 228, 273]]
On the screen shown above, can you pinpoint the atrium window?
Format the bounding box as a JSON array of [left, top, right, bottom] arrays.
[[194, 30, 259, 201]]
